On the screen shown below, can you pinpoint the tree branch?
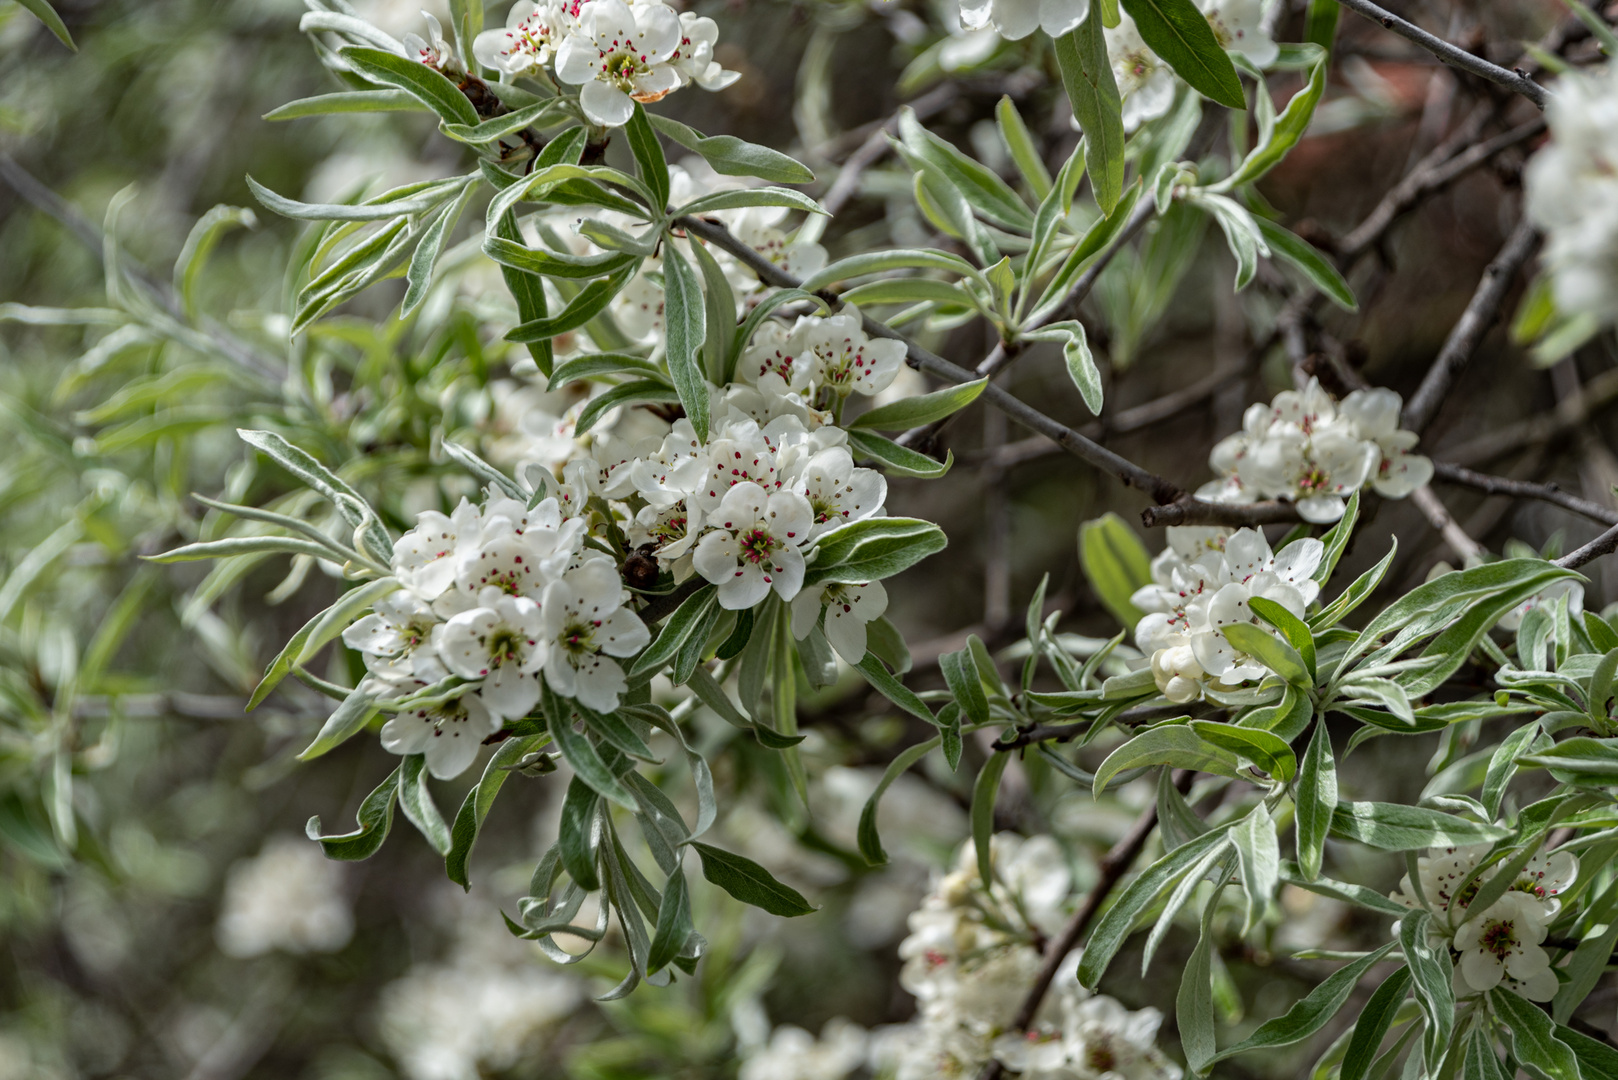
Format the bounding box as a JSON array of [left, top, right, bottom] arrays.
[[1401, 218, 1540, 433], [1430, 460, 1618, 526], [1336, 0, 1549, 108], [1140, 497, 1303, 529], [1410, 484, 1485, 563], [1441, 365, 1618, 467], [676, 213, 1186, 505], [819, 84, 958, 218]]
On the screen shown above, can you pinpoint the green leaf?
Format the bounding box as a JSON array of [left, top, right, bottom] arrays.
[[1190, 720, 1297, 781], [1340, 966, 1414, 1080], [1191, 191, 1268, 289], [492, 208, 553, 376], [399, 754, 452, 855], [574, 380, 682, 436], [845, 430, 953, 479], [677, 187, 826, 218], [1304, 0, 1339, 49], [306, 765, 401, 860], [1079, 513, 1153, 629], [1221, 52, 1327, 189], [298, 687, 379, 762], [17, 0, 75, 49], [1295, 722, 1337, 881], [236, 429, 390, 557], [1178, 893, 1220, 1075], [646, 865, 692, 974], [688, 235, 738, 384], [858, 737, 941, 865], [625, 103, 670, 213], [146, 536, 343, 564], [941, 648, 990, 727], [446, 734, 545, 889], [631, 586, 720, 678], [971, 751, 1012, 888], [855, 653, 938, 725], [483, 236, 638, 280], [1400, 911, 1455, 1073], [660, 242, 710, 443], [1517, 736, 1618, 785], [996, 96, 1054, 201], [840, 278, 979, 310], [1221, 622, 1311, 687], [1078, 827, 1234, 988], [1022, 320, 1102, 415], [403, 181, 475, 316], [689, 841, 816, 916], [1094, 726, 1244, 794], [544, 687, 636, 810], [1482, 721, 1543, 818], [266, 577, 402, 717], [1311, 538, 1395, 632], [1119, 0, 1246, 110], [505, 262, 639, 343], [339, 46, 478, 126], [1491, 987, 1582, 1080], [173, 205, 258, 320], [1568, 0, 1618, 56], [265, 89, 423, 120], [898, 108, 1033, 232], [557, 776, 602, 890], [1233, 803, 1280, 930], [1553, 892, 1618, 1024], [547, 353, 668, 388], [1248, 595, 1317, 681], [850, 378, 988, 430], [800, 249, 985, 293], [1329, 801, 1511, 851], [1053, 16, 1126, 213], [441, 101, 571, 144], [1558, 1024, 1618, 1080], [1208, 943, 1398, 1063], [649, 116, 814, 184], [1313, 489, 1361, 586], [1256, 217, 1357, 311]]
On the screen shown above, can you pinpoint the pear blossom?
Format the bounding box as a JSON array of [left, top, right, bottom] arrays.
[[216, 836, 353, 958], [797, 446, 887, 536], [393, 499, 481, 600], [406, 13, 459, 73], [1106, 15, 1177, 131], [438, 595, 549, 720], [341, 589, 449, 681], [1337, 387, 1434, 498], [1524, 63, 1618, 326], [1197, 0, 1277, 68], [539, 557, 650, 711], [692, 481, 815, 609], [1452, 891, 1558, 999], [473, 1, 572, 77], [738, 1019, 868, 1080], [554, 0, 684, 127], [379, 685, 501, 779], [453, 497, 583, 600], [743, 311, 907, 401], [791, 580, 888, 663], [959, 0, 1090, 41], [669, 11, 740, 91]]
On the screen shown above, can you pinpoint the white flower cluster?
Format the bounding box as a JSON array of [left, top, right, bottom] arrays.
[[1525, 63, 1618, 327], [739, 1018, 870, 1080], [878, 834, 1178, 1080], [1132, 526, 1322, 703], [1391, 843, 1578, 1001], [346, 289, 904, 778], [470, 0, 738, 127], [1202, 379, 1433, 524], [215, 836, 354, 958], [1106, 0, 1276, 130]]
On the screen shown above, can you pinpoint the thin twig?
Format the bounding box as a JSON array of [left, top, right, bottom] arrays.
[[678, 213, 1186, 505], [1441, 366, 1618, 467], [1140, 497, 1303, 529], [1431, 460, 1618, 526], [1557, 522, 1618, 570], [1410, 484, 1485, 563], [1401, 218, 1541, 433], [976, 770, 1193, 1080], [1336, 0, 1549, 108]]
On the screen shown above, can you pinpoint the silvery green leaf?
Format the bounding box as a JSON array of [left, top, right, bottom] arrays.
[[1206, 942, 1398, 1064]]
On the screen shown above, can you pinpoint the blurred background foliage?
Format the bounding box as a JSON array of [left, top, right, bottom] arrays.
[[2, 0, 1611, 1077]]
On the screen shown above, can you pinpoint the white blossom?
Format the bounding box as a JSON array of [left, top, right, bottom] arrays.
[[1106, 15, 1176, 131], [393, 499, 481, 600], [692, 481, 815, 608], [959, 0, 1090, 41], [438, 594, 548, 720], [555, 0, 684, 127], [539, 556, 650, 711], [472, 0, 573, 77], [379, 684, 502, 779], [1197, 0, 1276, 69], [739, 1019, 869, 1080], [791, 580, 888, 663], [216, 836, 353, 958]]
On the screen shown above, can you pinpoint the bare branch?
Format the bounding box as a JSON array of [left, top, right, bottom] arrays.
[[1336, 0, 1549, 108], [819, 83, 958, 218], [1140, 497, 1304, 529], [1410, 484, 1486, 563], [1557, 521, 1618, 570], [1441, 366, 1618, 467], [1401, 218, 1540, 433], [1430, 460, 1618, 526]]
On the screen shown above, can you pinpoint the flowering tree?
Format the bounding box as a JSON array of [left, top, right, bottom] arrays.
[[9, 0, 1618, 1077]]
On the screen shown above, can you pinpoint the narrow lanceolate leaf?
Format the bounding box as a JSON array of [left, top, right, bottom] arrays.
[[631, 586, 719, 677], [1022, 321, 1102, 414], [1490, 987, 1582, 1080], [1340, 966, 1414, 1080], [971, 752, 1012, 888], [1330, 802, 1511, 850], [996, 96, 1053, 201], [1517, 736, 1618, 785], [545, 689, 636, 810], [941, 649, 990, 727], [298, 688, 379, 762], [689, 841, 816, 916], [1255, 217, 1357, 311], [1207, 943, 1397, 1063], [1119, 0, 1245, 109], [18, 0, 76, 49], [1233, 803, 1280, 930], [1053, 16, 1125, 213], [856, 653, 938, 725], [1078, 827, 1233, 988], [338, 46, 479, 126], [1400, 913, 1454, 1073], [850, 378, 988, 430], [858, 736, 941, 865], [1247, 595, 1317, 681], [399, 754, 452, 855], [446, 734, 545, 889], [306, 765, 402, 860], [1190, 721, 1296, 782], [1222, 623, 1311, 687], [646, 865, 692, 974], [403, 182, 474, 315], [898, 108, 1034, 232], [265, 89, 423, 120], [492, 209, 553, 376], [1078, 513, 1153, 628], [1221, 51, 1327, 189], [659, 242, 710, 442], [845, 429, 952, 479], [625, 103, 671, 213], [805, 518, 949, 586], [1095, 726, 1244, 794], [1178, 895, 1220, 1075], [1465, 1030, 1514, 1080], [649, 115, 814, 185], [1295, 722, 1337, 881]]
